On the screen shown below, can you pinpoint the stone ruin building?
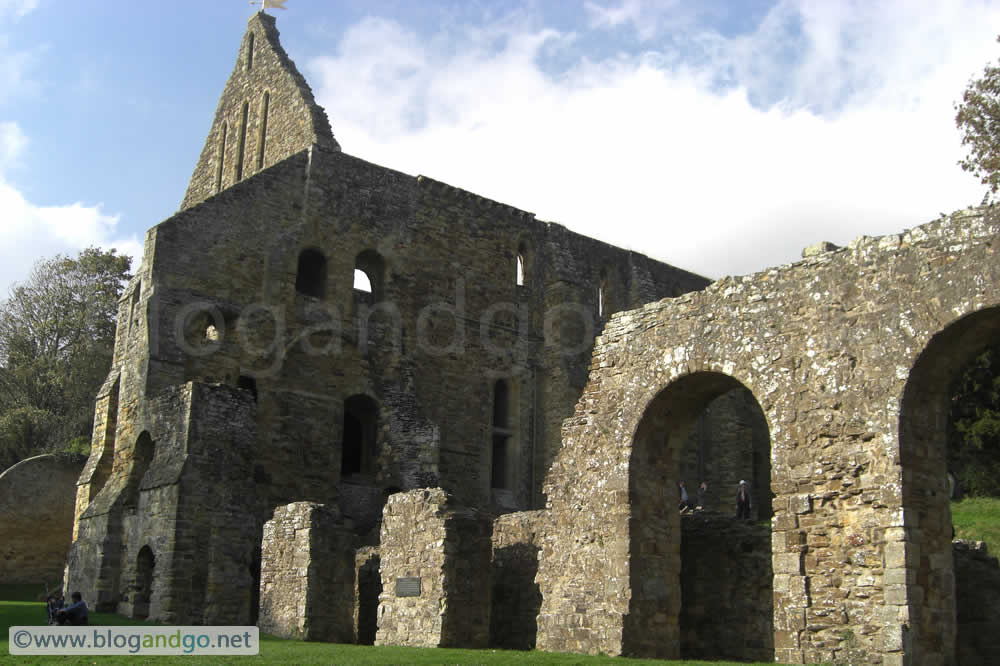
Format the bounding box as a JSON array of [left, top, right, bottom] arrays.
[[62, 12, 1000, 665]]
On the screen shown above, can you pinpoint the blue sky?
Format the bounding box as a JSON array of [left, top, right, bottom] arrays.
[[1, 0, 998, 296]]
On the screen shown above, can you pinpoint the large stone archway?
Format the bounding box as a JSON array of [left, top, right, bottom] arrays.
[[898, 306, 1000, 664], [623, 371, 773, 660], [536, 207, 1000, 664]]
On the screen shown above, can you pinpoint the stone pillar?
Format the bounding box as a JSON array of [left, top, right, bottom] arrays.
[[375, 488, 492, 648], [258, 502, 357, 643]]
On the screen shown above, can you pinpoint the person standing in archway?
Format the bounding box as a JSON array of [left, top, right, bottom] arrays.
[[736, 480, 752, 520]]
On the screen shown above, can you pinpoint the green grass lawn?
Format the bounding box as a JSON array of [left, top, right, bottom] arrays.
[[0, 597, 783, 665], [952, 496, 1000, 553]]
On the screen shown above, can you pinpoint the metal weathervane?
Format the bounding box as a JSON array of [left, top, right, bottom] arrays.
[[249, 0, 288, 11]]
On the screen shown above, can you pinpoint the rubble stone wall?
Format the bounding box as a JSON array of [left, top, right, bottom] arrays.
[[679, 513, 773, 662], [65, 382, 256, 624], [259, 502, 356, 643], [0, 453, 86, 586], [376, 489, 492, 648], [539, 208, 1000, 665]]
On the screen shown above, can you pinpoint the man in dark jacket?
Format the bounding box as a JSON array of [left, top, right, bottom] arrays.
[[56, 592, 88, 626], [736, 480, 752, 520]]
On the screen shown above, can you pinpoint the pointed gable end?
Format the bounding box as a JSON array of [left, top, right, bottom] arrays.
[[180, 12, 339, 210]]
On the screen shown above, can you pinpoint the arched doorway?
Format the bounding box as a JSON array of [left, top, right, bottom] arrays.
[[624, 371, 773, 661], [134, 546, 155, 620], [899, 306, 1000, 663]]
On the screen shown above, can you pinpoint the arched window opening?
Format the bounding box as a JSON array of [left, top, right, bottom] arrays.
[[353, 269, 372, 293], [235, 101, 249, 181], [134, 546, 155, 620], [516, 241, 530, 287], [246, 32, 255, 72], [354, 250, 385, 305], [341, 395, 378, 478], [598, 269, 608, 318], [126, 431, 155, 506], [215, 122, 228, 193], [129, 279, 142, 333], [134, 432, 154, 478], [256, 91, 269, 170], [491, 380, 516, 491], [238, 375, 258, 402], [295, 248, 327, 299]]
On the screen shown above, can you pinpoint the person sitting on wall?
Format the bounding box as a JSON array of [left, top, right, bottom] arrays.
[[56, 592, 88, 626], [736, 480, 752, 520]]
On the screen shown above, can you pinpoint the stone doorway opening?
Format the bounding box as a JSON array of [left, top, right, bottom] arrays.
[[899, 306, 1000, 663], [625, 371, 773, 661], [134, 545, 154, 620]]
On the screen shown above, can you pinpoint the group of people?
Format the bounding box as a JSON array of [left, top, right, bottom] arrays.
[[46, 591, 88, 626], [678, 479, 754, 519]]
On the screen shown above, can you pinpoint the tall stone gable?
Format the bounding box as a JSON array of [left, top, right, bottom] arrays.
[[180, 12, 339, 210]]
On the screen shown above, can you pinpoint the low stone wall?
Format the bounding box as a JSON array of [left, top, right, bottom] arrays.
[[258, 502, 357, 642], [0, 453, 86, 586], [490, 510, 547, 649], [376, 488, 492, 648], [954, 539, 1000, 665], [679, 513, 773, 662]]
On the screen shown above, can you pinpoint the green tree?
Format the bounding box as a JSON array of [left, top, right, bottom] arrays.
[[0, 247, 132, 471], [956, 35, 1000, 200], [949, 346, 1000, 497]]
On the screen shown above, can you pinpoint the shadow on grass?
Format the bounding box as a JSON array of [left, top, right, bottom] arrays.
[[0, 597, 788, 665]]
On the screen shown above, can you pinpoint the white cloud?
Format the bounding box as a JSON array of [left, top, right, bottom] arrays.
[[0, 123, 142, 297], [308, 2, 1000, 280], [584, 0, 693, 43], [0, 0, 37, 21], [0, 120, 25, 168]]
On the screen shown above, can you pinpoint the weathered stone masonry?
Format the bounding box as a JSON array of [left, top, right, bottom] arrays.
[[65, 9, 706, 634], [59, 10, 1000, 666], [539, 208, 1000, 665]]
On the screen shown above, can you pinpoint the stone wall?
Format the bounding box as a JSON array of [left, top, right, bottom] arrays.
[[679, 513, 773, 662], [0, 453, 86, 586], [954, 540, 1000, 665], [258, 502, 357, 642], [376, 489, 492, 648], [181, 12, 339, 210], [67, 13, 712, 627], [538, 207, 1000, 664], [490, 510, 547, 650], [66, 382, 257, 623]]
